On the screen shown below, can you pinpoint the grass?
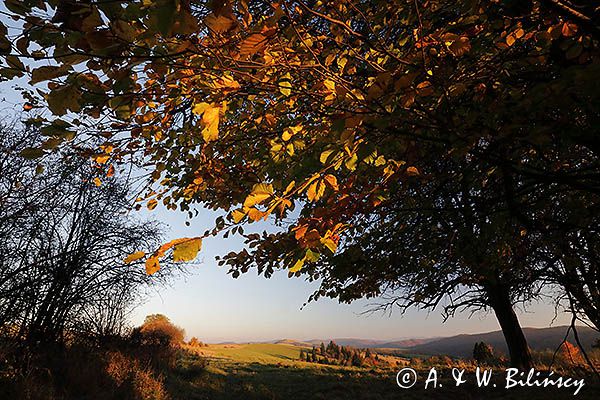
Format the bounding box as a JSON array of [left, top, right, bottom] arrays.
[[197, 343, 303, 364], [163, 343, 600, 400]]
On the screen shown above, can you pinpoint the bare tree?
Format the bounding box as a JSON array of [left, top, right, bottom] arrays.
[[0, 120, 177, 346]]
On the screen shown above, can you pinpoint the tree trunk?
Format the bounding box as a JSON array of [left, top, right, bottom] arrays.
[[485, 283, 533, 370]]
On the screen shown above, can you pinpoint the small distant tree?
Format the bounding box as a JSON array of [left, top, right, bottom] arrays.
[[311, 347, 317, 362], [132, 314, 185, 348], [320, 342, 326, 355], [299, 349, 305, 361], [365, 348, 372, 359], [351, 351, 363, 367], [473, 342, 497, 365], [189, 337, 204, 347]]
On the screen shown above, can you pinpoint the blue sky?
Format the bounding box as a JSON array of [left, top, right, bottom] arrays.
[[130, 205, 571, 343]]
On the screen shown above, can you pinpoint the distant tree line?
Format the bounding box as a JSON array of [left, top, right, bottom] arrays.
[[299, 341, 381, 368]]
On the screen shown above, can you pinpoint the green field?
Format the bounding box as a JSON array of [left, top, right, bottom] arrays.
[[199, 343, 303, 364], [163, 343, 600, 400]]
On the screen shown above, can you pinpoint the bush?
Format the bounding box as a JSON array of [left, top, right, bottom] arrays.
[[106, 351, 169, 400], [188, 337, 206, 347]]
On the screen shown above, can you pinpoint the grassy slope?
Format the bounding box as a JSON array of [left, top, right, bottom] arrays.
[[165, 343, 600, 400], [199, 343, 303, 364]]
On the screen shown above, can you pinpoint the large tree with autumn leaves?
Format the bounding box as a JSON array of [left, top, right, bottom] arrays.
[[1, 0, 599, 368]]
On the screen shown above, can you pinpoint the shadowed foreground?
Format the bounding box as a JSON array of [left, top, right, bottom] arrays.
[[165, 344, 600, 400]]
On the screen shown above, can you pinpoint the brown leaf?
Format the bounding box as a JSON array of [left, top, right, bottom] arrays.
[[239, 33, 268, 58]]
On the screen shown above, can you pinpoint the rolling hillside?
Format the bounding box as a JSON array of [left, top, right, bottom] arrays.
[[406, 326, 600, 357], [304, 338, 435, 348]]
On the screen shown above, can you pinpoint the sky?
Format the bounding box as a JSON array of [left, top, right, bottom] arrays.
[[129, 205, 572, 343]]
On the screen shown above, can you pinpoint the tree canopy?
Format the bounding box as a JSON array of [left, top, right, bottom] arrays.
[[1, 0, 599, 368]]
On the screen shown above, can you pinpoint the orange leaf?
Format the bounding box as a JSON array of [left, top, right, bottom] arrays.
[[124, 251, 146, 264], [145, 256, 160, 275], [406, 166, 420, 176], [239, 33, 268, 58]]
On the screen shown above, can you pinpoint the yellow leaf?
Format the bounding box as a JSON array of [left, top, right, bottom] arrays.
[[193, 102, 221, 142], [284, 180, 296, 195], [172, 237, 202, 262], [506, 34, 515, 46], [290, 257, 304, 273], [192, 102, 210, 115], [344, 154, 358, 171], [515, 28, 525, 39], [323, 174, 338, 191], [99, 144, 114, 153], [279, 72, 292, 97], [93, 177, 102, 187], [231, 208, 246, 223], [147, 198, 158, 210], [243, 183, 273, 207], [145, 256, 160, 275], [282, 125, 301, 141], [124, 251, 146, 264], [320, 149, 334, 164], [324, 79, 336, 91], [201, 105, 220, 142], [247, 207, 266, 221], [321, 238, 337, 254], [93, 154, 110, 164], [306, 180, 325, 202]]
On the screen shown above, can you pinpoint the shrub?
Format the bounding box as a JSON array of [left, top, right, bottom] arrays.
[[188, 337, 205, 347], [556, 341, 585, 367]]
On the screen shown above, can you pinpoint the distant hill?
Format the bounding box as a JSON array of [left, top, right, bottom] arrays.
[[377, 338, 437, 348], [305, 338, 388, 348], [406, 326, 600, 358], [297, 337, 436, 348], [272, 339, 314, 347]]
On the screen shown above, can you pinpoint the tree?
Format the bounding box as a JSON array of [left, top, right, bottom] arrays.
[[132, 314, 185, 347], [351, 352, 363, 367], [320, 342, 326, 355], [473, 342, 497, 365], [1, 0, 599, 368], [0, 121, 175, 345]]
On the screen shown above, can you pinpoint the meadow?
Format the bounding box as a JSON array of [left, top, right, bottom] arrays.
[[162, 343, 600, 400]]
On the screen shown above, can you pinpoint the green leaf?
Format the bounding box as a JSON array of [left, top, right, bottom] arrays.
[[151, 1, 177, 36], [31, 65, 71, 85], [4, 0, 31, 15], [20, 148, 45, 159], [6, 55, 25, 71], [305, 249, 320, 262], [47, 85, 81, 116]]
